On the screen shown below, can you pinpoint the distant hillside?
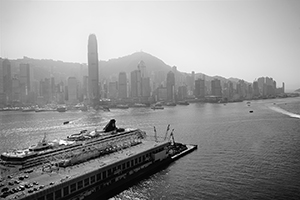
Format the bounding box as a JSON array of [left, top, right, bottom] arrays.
[[6, 52, 242, 86], [295, 88, 300, 93], [99, 51, 172, 79]]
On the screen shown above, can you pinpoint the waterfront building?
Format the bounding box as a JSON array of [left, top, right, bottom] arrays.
[[194, 78, 205, 98], [157, 86, 167, 101], [118, 72, 127, 99], [211, 79, 222, 97], [253, 81, 260, 97], [39, 78, 51, 104], [141, 77, 151, 98], [108, 81, 118, 99], [68, 77, 78, 103], [257, 77, 265, 95], [87, 34, 99, 103], [166, 71, 175, 102], [12, 76, 21, 103], [0, 59, 12, 106], [178, 85, 188, 101], [138, 60, 147, 78], [130, 70, 142, 99], [19, 63, 31, 103]]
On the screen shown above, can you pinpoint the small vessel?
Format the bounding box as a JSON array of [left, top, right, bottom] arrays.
[[132, 103, 148, 107], [177, 101, 189, 105], [151, 102, 164, 110], [165, 102, 176, 106], [115, 104, 129, 109], [21, 107, 36, 112], [57, 106, 67, 112]]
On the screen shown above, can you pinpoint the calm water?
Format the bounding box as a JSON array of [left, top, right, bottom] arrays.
[[1, 98, 300, 200]]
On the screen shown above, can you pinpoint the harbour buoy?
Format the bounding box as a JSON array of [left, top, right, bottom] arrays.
[[249, 110, 253, 113], [63, 121, 70, 125]]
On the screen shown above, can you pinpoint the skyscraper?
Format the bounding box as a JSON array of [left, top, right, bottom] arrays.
[[68, 77, 78, 103], [0, 59, 12, 106], [194, 78, 205, 98], [166, 71, 175, 102], [211, 79, 222, 97], [118, 72, 127, 99], [19, 63, 30, 103], [88, 34, 99, 103], [130, 70, 141, 98]]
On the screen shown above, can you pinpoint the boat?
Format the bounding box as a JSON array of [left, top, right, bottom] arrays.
[[0, 120, 197, 200], [151, 102, 164, 110], [115, 104, 129, 109], [57, 106, 67, 112], [21, 107, 36, 112], [177, 101, 189, 105], [132, 103, 148, 107], [165, 102, 176, 106]]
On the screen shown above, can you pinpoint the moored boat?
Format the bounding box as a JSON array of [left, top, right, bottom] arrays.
[[0, 120, 197, 200]]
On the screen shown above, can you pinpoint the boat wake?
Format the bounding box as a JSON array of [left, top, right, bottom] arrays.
[[269, 106, 300, 119]]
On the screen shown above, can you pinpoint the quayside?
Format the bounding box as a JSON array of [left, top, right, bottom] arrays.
[[0, 119, 197, 200]]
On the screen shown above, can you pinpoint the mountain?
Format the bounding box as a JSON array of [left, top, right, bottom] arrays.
[[99, 51, 172, 79], [6, 52, 241, 85], [295, 88, 300, 93]]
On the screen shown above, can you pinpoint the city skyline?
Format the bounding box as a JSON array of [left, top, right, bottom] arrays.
[[1, 0, 299, 90]]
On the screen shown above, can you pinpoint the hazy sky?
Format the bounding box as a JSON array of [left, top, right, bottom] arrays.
[[1, 0, 299, 90]]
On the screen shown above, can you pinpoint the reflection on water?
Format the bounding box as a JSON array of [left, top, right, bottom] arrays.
[[1, 97, 300, 199]]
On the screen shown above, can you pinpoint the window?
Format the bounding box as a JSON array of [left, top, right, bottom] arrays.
[[91, 175, 95, 184], [139, 157, 142, 163], [122, 163, 125, 169], [103, 171, 107, 179], [70, 183, 76, 193], [97, 173, 101, 181], [55, 190, 62, 199], [63, 186, 69, 196], [127, 161, 130, 168], [46, 193, 54, 200], [78, 180, 83, 189], [84, 178, 89, 187], [38, 197, 45, 200]]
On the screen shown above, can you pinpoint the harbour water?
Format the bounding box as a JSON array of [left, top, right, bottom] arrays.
[[1, 97, 300, 200]]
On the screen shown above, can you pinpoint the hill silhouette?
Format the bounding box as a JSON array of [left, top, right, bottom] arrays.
[[5, 52, 242, 86]]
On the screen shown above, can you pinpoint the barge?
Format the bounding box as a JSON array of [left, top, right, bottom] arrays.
[[0, 120, 197, 200]]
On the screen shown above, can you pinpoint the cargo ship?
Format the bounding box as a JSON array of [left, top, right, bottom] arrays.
[[0, 119, 197, 200]]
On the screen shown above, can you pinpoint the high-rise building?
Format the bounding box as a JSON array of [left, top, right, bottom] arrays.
[[257, 77, 265, 95], [166, 71, 175, 102], [137, 60, 147, 78], [68, 77, 78, 103], [131, 70, 141, 98], [141, 77, 151, 98], [178, 85, 188, 101], [19, 63, 30, 103], [108, 81, 118, 99], [194, 78, 205, 98], [118, 72, 127, 99], [253, 81, 260, 97], [0, 59, 12, 106], [211, 79, 222, 97], [88, 34, 99, 103]]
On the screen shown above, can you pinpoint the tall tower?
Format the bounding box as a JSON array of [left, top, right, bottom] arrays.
[[166, 71, 175, 102], [0, 59, 12, 106], [88, 34, 99, 104]]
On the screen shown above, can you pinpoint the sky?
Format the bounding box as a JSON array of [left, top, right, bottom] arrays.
[[0, 0, 299, 91]]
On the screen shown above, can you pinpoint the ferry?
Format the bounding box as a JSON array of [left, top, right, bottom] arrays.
[[0, 120, 197, 200]]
